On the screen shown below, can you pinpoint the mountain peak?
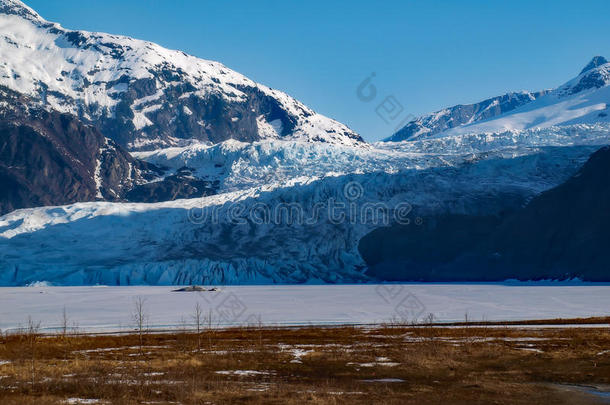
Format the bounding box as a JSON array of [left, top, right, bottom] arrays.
[[580, 56, 608, 75], [0, 0, 43, 22]]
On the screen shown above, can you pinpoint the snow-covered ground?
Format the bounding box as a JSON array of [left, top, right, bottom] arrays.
[[1, 284, 609, 333]]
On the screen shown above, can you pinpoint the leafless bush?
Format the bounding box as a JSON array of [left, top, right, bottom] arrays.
[[25, 316, 41, 386], [204, 308, 214, 349], [193, 302, 203, 351], [60, 306, 69, 337], [132, 296, 148, 352], [424, 312, 435, 326]]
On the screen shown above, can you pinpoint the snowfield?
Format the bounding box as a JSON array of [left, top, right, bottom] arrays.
[[0, 284, 609, 333]]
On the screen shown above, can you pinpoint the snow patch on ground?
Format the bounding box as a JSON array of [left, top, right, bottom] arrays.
[[64, 399, 103, 405], [215, 370, 273, 377]]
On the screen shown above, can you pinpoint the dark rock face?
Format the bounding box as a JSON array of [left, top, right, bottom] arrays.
[[0, 86, 223, 214], [0, 86, 156, 215], [359, 146, 610, 281], [98, 77, 300, 149], [386, 91, 547, 142], [125, 168, 219, 203], [0, 84, 229, 215], [565, 66, 610, 95]]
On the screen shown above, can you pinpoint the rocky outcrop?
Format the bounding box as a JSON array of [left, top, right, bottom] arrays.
[[125, 167, 218, 203], [0, 86, 144, 214]]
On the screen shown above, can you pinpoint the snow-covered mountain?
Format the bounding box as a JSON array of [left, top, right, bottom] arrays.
[[386, 90, 549, 142], [0, 0, 362, 150], [387, 56, 610, 142]]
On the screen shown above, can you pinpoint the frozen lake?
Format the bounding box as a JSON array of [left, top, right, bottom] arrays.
[[1, 283, 610, 333]]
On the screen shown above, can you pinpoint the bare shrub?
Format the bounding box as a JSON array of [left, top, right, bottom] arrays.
[[132, 296, 148, 353]]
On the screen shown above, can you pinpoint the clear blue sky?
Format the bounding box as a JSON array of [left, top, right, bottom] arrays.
[[25, 0, 610, 142]]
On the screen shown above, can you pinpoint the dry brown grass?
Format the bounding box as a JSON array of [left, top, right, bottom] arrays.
[[0, 323, 609, 404]]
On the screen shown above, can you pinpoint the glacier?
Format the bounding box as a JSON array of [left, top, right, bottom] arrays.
[[2, 124, 609, 285]]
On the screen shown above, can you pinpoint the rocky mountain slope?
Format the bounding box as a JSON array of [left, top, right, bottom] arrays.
[[0, 84, 223, 215], [0, 85, 152, 215], [0, 0, 362, 150], [387, 56, 610, 142], [485, 145, 610, 280]]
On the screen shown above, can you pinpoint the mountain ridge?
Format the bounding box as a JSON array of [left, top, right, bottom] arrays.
[[384, 90, 549, 142], [580, 55, 608, 75]]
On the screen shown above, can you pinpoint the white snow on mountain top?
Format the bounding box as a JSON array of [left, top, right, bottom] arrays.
[[438, 84, 610, 138], [416, 61, 610, 139], [387, 56, 610, 143], [0, 0, 41, 22], [0, 0, 361, 147]]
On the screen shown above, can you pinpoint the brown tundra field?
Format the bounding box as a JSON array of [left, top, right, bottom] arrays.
[[0, 318, 610, 404]]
